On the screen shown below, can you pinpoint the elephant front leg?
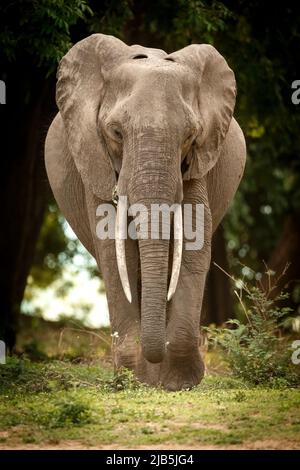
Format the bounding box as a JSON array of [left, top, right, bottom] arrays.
[[160, 268, 208, 390], [99, 237, 141, 371], [160, 184, 212, 391], [85, 192, 141, 373]]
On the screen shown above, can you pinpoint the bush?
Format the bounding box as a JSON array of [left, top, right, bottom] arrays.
[[50, 400, 91, 427], [104, 367, 143, 392], [204, 265, 299, 386]]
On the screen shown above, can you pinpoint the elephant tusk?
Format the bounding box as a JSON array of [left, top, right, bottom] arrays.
[[115, 196, 132, 303], [167, 204, 183, 301]]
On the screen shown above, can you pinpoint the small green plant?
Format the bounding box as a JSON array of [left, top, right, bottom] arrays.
[[50, 399, 91, 427], [105, 367, 143, 391], [23, 340, 48, 361], [204, 264, 299, 386]]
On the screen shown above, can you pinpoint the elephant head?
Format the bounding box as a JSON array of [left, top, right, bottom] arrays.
[[56, 34, 236, 364]]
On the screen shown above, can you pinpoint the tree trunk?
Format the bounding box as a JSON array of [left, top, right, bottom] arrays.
[[262, 214, 300, 302], [0, 70, 55, 350], [202, 225, 233, 325]]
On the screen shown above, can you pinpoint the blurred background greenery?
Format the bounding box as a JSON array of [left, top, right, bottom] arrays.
[[0, 0, 300, 352]]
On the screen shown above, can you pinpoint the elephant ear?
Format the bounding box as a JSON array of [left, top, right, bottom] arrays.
[[172, 44, 236, 180], [56, 34, 129, 200]]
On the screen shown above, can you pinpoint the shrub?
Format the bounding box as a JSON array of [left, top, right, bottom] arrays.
[[204, 265, 299, 386], [50, 400, 91, 427], [104, 367, 143, 392]]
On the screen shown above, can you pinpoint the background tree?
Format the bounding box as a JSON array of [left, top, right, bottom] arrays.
[[0, 0, 93, 348]]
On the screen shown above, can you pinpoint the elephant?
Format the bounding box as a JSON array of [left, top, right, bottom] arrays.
[[45, 33, 246, 391]]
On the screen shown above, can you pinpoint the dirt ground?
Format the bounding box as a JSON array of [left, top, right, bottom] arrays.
[[0, 439, 298, 450]]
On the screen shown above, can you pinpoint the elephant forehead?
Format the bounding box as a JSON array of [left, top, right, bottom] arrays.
[[110, 61, 196, 97], [102, 64, 198, 131]]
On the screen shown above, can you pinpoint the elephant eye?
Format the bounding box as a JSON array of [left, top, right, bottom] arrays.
[[113, 129, 123, 141], [107, 125, 123, 143]]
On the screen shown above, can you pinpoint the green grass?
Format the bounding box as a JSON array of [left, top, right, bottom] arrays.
[[0, 358, 299, 449]]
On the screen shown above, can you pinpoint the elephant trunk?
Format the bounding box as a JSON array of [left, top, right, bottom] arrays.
[[137, 207, 170, 363], [133, 196, 183, 363]]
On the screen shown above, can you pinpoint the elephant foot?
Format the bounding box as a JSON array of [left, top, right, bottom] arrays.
[[135, 349, 205, 391], [159, 351, 205, 391], [113, 332, 139, 370], [113, 338, 161, 386], [135, 352, 161, 387], [114, 334, 205, 391]]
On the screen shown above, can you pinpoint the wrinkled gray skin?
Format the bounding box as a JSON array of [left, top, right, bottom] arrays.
[[45, 34, 246, 390]]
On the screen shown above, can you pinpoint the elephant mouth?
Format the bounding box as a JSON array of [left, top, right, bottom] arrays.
[[115, 196, 183, 304]]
